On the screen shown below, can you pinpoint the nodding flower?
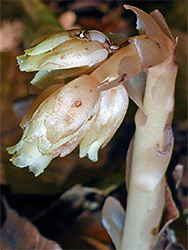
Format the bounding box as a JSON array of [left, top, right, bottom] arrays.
[[8, 5, 174, 176], [7, 74, 128, 176], [17, 29, 118, 89], [79, 83, 128, 162]]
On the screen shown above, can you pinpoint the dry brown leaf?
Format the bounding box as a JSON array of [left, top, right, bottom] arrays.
[[151, 183, 179, 250], [83, 235, 113, 250], [53, 190, 112, 249], [1, 51, 31, 140], [77, 211, 111, 246], [0, 199, 62, 249], [162, 184, 179, 227], [0, 51, 32, 185]]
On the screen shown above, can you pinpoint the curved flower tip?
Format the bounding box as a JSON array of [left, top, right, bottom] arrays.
[[30, 66, 94, 90], [93, 5, 175, 92], [6, 75, 101, 176], [17, 30, 114, 73], [79, 83, 128, 161], [7, 140, 51, 177]]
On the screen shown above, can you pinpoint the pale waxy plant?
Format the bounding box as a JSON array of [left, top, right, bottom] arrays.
[[7, 75, 128, 176], [7, 5, 178, 250], [7, 29, 128, 176], [101, 5, 178, 250], [18, 29, 118, 89]]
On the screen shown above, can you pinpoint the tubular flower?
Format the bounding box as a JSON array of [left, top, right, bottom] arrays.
[[79, 83, 128, 162], [17, 30, 118, 89], [7, 75, 129, 176], [7, 75, 101, 176]]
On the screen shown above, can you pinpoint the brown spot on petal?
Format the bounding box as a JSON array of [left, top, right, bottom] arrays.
[[90, 89, 93, 92], [144, 36, 149, 39], [88, 115, 93, 121], [75, 86, 78, 89], [156, 42, 161, 49], [71, 100, 82, 108], [119, 74, 127, 83]]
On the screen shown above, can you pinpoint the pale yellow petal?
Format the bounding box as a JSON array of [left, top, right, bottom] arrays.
[[20, 83, 64, 129], [25, 30, 80, 56], [79, 83, 128, 161], [7, 75, 101, 175], [19, 39, 108, 72]]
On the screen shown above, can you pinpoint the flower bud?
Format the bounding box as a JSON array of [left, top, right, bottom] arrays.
[[79, 83, 129, 161], [30, 63, 100, 90], [7, 75, 101, 176], [17, 30, 112, 72]]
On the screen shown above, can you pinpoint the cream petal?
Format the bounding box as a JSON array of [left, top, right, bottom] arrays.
[[149, 10, 174, 42], [17, 54, 29, 65], [19, 39, 108, 72], [123, 5, 168, 42], [94, 5, 173, 92], [91, 42, 139, 90], [25, 30, 80, 56], [30, 66, 92, 89], [29, 32, 58, 47], [30, 63, 102, 90], [7, 75, 101, 175], [79, 83, 128, 161], [20, 83, 64, 129], [30, 70, 65, 89], [7, 140, 52, 176], [125, 71, 146, 109]]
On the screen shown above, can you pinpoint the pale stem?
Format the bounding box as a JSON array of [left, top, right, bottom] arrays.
[[120, 57, 177, 250]]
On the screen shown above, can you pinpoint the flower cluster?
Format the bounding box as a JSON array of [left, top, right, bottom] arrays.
[[18, 29, 118, 89], [7, 5, 175, 176], [7, 29, 128, 176]]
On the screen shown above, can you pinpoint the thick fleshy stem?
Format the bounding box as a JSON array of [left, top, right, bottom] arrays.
[[120, 54, 178, 249]]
